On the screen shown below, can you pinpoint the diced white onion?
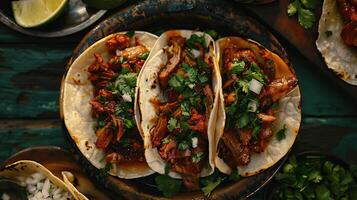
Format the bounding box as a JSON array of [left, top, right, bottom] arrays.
[[192, 137, 198, 148], [122, 93, 132, 102], [42, 179, 50, 198], [1, 193, 10, 200], [249, 79, 263, 94], [191, 49, 200, 58], [248, 100, 258, 112]]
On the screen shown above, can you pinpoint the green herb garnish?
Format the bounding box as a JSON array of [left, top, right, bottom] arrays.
[[155, 175, 182, 197], [276, 124, 287, 141], [287, 0, 322, 29]]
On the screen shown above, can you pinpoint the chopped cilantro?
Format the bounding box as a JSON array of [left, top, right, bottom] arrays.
[[276, 124, 287, 141], [298, 6, 315, 29], [120, 67, 130, 74], [231, 60, 246, 74], [97, 95, 107, 104], [118, 137, 131, 148], [229, 169, 241, 181], [125, 30, 135, 37], [167, 117, 178, 132], [287, 0, 298, 16], [271, 102, 279, 110], [162, 136, 170, 144], [252, 124, 261, 140], [123, 118, 135, 129], [178, 140, 191, 151], [200, 172, 225, 197], [138, 51, 149, 60], [287, 0, 321, 29], [180, 102, 191, 117], [192, 152, 204, 163], [168, 74, 185, 92], [204, 30, 218, 39], [236, 112, 251, 129], [99, 163, 113, 177], [300, 0, 321, 9], [164, 164, 171, 175], [273, 154, 356, 200], [155, 175, 182, 197], [237, 80, 249, 93], [112, 73, 137, 97], [186, 34, 207, 50], [96, 114, 107, 130]]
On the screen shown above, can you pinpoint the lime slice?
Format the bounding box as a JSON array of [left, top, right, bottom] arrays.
[[12, 0, 68, 28], [82, 0, 127, 9]]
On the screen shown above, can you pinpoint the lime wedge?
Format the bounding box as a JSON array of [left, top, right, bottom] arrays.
[[12, 0, 68, 28]]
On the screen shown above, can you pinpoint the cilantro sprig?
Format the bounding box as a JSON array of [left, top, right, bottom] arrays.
[[287, 0, 322, 29]]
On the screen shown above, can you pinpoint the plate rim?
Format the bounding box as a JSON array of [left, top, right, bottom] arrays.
[[0, 9, 106, 38]]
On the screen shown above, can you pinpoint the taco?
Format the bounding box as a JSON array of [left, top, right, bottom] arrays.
[[316, 0, 357, 85], [0, 160, 87, 200], [215, 36, 301, 176], [62, 31, 158, 179], [137, 30, 220, 190]]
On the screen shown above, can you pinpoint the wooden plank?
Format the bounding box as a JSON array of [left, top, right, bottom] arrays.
[[0, 119, 67, 162], [0, 44, 73, 118], [0, 25, 85, 44]]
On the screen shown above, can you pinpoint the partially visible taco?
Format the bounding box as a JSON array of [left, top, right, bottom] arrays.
[[316, 0, 357, 85], [0, 160, 87, 200], [62, 31, 158, 179], [215, 36, 301, 176], [137, 30, 220, 190]]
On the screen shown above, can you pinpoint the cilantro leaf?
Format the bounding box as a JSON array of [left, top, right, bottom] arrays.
[[138, 51, 149, 60], [168, 74, 185, 92], [298, 7, 315, 29], [204, 30, 218, 39], [167, 118, 178, 132], [236, 112, 251, 129], [125, 30, 135, 37], [200, 172, 225, 197], [237, 80, 249, 93], [178, 140, 191, 151], [186, 34, 207, 50], [287, 0, 299, 16], [231, 60, 245, 74], [276, 124, 287, 141], [300, 0, 321, 9], [112, 73, 137, 97], [308, 171, 323, 183], [192, 152, 204, 163], [315, 185, 333, 200], [123, 118, 135, 129], [155, 175, 182, 197]]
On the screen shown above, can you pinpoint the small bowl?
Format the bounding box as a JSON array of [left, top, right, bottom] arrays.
[[264, 150, 351, 200]]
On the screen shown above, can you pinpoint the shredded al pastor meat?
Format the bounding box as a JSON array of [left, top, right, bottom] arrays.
[[150, 34, 214, 190], [88, 33, 150, 166], [218, 43, 297, 168]]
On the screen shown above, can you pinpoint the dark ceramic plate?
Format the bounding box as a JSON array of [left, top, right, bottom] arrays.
[[0, 0, 106, 38], [59, 0, 298, 199], [0, 146, 113, 199]]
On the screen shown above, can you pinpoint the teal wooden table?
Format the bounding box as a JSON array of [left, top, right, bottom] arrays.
[[0, 4, 357, 198]]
